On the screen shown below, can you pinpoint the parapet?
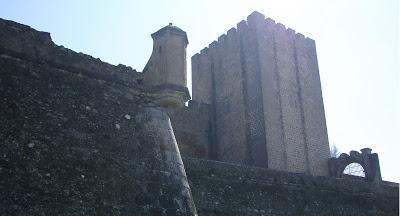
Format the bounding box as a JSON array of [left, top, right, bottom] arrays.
[[329, 148, 382, 182], [0, 18, 142, 88], [191, 11, 315, 60], [184, 157, 398, 215]]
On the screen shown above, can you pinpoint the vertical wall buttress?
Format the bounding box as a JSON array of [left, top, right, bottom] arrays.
[[239, 13, 269, 168], [254, 15, 287, 171], [295, 35, 330, 176]]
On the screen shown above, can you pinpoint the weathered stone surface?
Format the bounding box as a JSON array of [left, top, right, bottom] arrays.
[[257, 17, 287, 172], [191, 11, 330, 176], [238, 15, 268, 168], [329, 148, 382, 182], [184, 157, 399, 216], [170, 100, 211, 158], [294, 32, 330, 176], [143, 23, 190, 108], [1, 13, 398, 216], [0, 19, 141, 88], [0, 17, 197, 215], [192, 25, 249, 165]]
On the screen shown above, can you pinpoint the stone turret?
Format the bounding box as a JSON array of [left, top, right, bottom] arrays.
[[143, 23, 190, 109]]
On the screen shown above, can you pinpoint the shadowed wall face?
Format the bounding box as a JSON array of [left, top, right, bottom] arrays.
[[169, 101, 212, 158], [0, 19, 197, 215], [192, 11, 330, 176], [184, 157, 399, 216]]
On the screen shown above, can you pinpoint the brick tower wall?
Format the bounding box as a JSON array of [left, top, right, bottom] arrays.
[[191, 11, 330, 176]]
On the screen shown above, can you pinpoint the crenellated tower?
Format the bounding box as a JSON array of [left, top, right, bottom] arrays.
[[190, 11, 331, 176]]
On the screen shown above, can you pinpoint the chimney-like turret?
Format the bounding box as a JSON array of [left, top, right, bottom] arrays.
[[143, 23, 190, 108]]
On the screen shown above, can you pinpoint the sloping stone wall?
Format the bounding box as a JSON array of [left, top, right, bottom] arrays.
[[0, 18, 197, 215]]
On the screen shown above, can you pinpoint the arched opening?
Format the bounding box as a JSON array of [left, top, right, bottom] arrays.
[[343, 162, 365, 177]]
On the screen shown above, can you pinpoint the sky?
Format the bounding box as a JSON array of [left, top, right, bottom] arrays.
[[1, 0, 398, 182]]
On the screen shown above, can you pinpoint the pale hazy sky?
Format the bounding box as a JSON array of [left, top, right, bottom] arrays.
[[1, 0, 398, 182]]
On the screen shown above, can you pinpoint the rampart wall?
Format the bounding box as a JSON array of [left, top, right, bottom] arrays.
[[0, 18, 197, 215], [184, 157, 399, 216]]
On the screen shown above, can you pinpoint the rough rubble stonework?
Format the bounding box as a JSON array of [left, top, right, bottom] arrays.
[[0, 18, 196, 215], [0, 11, 399, 216], [184, 158, 398, 215]]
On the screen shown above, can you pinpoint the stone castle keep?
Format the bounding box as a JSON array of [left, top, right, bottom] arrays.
[[181, 12, 329, 176], [0, 11, 398, 215]]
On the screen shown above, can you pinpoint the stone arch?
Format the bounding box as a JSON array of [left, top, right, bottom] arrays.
[[342, 162, 365, 177], [329, 148, 381, 182], [335, 152, 367, 178]]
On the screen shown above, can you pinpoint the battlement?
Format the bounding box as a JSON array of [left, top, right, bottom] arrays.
[[192, 11, 314, 60], [191, 10, 331, 176]]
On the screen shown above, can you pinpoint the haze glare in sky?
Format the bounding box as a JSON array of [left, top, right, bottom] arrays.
[[1, 0, 398, 182]]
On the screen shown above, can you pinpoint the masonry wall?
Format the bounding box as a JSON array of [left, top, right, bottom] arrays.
[[169, 100, 211, 158], [0, 18, 197, 215], [273, 20, 310, 173], [193, 32, 250, 164], [184, 157, 399, 216], [191, 11, 331, 175], [294, 33, 331, 176], [255, 17, 287, 171], [192, 53, 212, 104], [237, 19, 269, 167]]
